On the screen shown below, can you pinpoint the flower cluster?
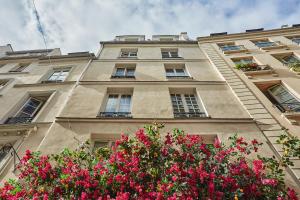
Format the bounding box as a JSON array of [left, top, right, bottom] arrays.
[[0, 124, 298, 200]]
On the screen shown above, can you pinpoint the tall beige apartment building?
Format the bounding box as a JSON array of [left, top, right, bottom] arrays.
[[0, 27, 300, 189]]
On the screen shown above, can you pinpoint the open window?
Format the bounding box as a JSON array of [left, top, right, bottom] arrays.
[[5, 93, 51, 124]]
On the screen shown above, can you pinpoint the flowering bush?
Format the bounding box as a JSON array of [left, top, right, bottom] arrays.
[[0, 124, 299, 200]]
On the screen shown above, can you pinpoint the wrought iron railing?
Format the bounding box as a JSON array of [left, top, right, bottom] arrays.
[[0, 143, 21, 171], [166, 75, 192, 79], [97, 112, 132, 118], [5, 117, 33, 124], [174, 112, 207, 118], [274, 102, 300, 113], [111, 75, 135, 79], [219, 45, 247, 52]]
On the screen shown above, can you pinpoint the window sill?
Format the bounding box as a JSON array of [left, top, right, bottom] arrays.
[[174, 112, 208, 118], [14, 81, 75, 88]]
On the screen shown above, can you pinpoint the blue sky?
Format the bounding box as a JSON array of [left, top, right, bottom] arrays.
[[0, 0, 300, 54]]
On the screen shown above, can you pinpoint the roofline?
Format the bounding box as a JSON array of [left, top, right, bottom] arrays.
[[7, 49, 54, 55], [197, 26, 300, 43], [100, 40, 197, 45], [38, 53, 95, 60]]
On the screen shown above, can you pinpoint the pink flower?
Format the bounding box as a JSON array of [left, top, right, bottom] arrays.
[[253, 159, 264, 175], [262, 179, 278, 186]]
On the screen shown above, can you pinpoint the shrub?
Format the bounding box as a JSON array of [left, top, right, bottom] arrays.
[[0, 124, 298, 199]]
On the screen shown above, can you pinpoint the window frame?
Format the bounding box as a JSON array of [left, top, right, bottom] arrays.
[[47, 68, 71, 82], [161, 49, 180, 58], [112, 66, 135, 78], [0, 79, 9, 91], [120, 49, 138, 58], [170, 93, 207, 117], [267, 84, 300, 112], [9, 63, 30, 73], [104, 94, 132, 113]]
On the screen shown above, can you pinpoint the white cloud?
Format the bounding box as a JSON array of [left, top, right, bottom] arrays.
[[0, 0, 299, 54]]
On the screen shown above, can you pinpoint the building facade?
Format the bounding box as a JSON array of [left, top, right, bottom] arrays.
[[0, 28, 299, 190]]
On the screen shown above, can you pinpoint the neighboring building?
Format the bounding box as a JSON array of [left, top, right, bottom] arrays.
[[0, 28, 299, 191], [198, 24, 300, 189], [0, 45, 94, 180]]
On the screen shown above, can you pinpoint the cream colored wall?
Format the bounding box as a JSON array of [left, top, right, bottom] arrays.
[[83, 61, 223, 82], [59, 83, 250, 119], [99, 44, 208, 60]]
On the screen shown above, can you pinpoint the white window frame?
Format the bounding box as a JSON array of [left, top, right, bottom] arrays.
[[104, 94, 132, 113], [161, 49, 179, 58], [170, 93, 203, 114], [165, 67, 188, 77], [113, 67, 135, 77], [47, 68, 71, 82], [120, 49, 138, 58]]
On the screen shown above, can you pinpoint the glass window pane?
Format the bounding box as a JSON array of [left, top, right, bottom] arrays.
[[175, 68, 185, 76], [171, 94, 185, 113], [115, 68, 125, 76], [184, 94, 200, 113], [170, 51, 178, 57], [166, 69, 175, 76], [126, 69, 135, 76], [119, 95, 131, 112], [162, 52, 170, 58], [105, 95, 118, 112]]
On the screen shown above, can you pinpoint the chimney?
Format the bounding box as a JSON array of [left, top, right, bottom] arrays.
[[180, 32, 189, 40]]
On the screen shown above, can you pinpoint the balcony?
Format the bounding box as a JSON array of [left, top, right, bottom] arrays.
[[282, 61, 300, 73], [5, 117, 33, 124], [255, 41, 287, 50], [235, 63, 273, 75], [174, 112, 207, 118], [110, 75, 135, 79], [97, 112, 132, 118], [219, 45, 248, 54]]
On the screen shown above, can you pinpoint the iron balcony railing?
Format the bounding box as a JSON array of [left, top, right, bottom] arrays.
[[238, 64, 271, 72], [274, 102, 300, 113], [111, 75, 135, 79], [0, 143, 21, 171], [97, 112, 132, 118], [5, 117, 33, 124], [219, 45, 247, 53], [166, 75, 192, 79], [174, 112, 207, 118]]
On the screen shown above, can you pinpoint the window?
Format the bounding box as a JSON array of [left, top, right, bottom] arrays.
[[5, 96, 48, 124], [288, 36, 300, 45], [120, 49, 137, 58], [166, 68, 188, 78], [9, 63, 29, 72], [93, 141, 115, 150], [268, 84, 300, 112], [233, 58, 254, 66], [98, 94, 132, 118], [252, 39, 277, 48], [278, 54, 300, 65], [161, 49, 179, 58], [170, 93, 206, 118], [218, 43, 244, 52], [46, 68, 70, 82], [0, 80, 9, 90], [112, 67, 135, 78]]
